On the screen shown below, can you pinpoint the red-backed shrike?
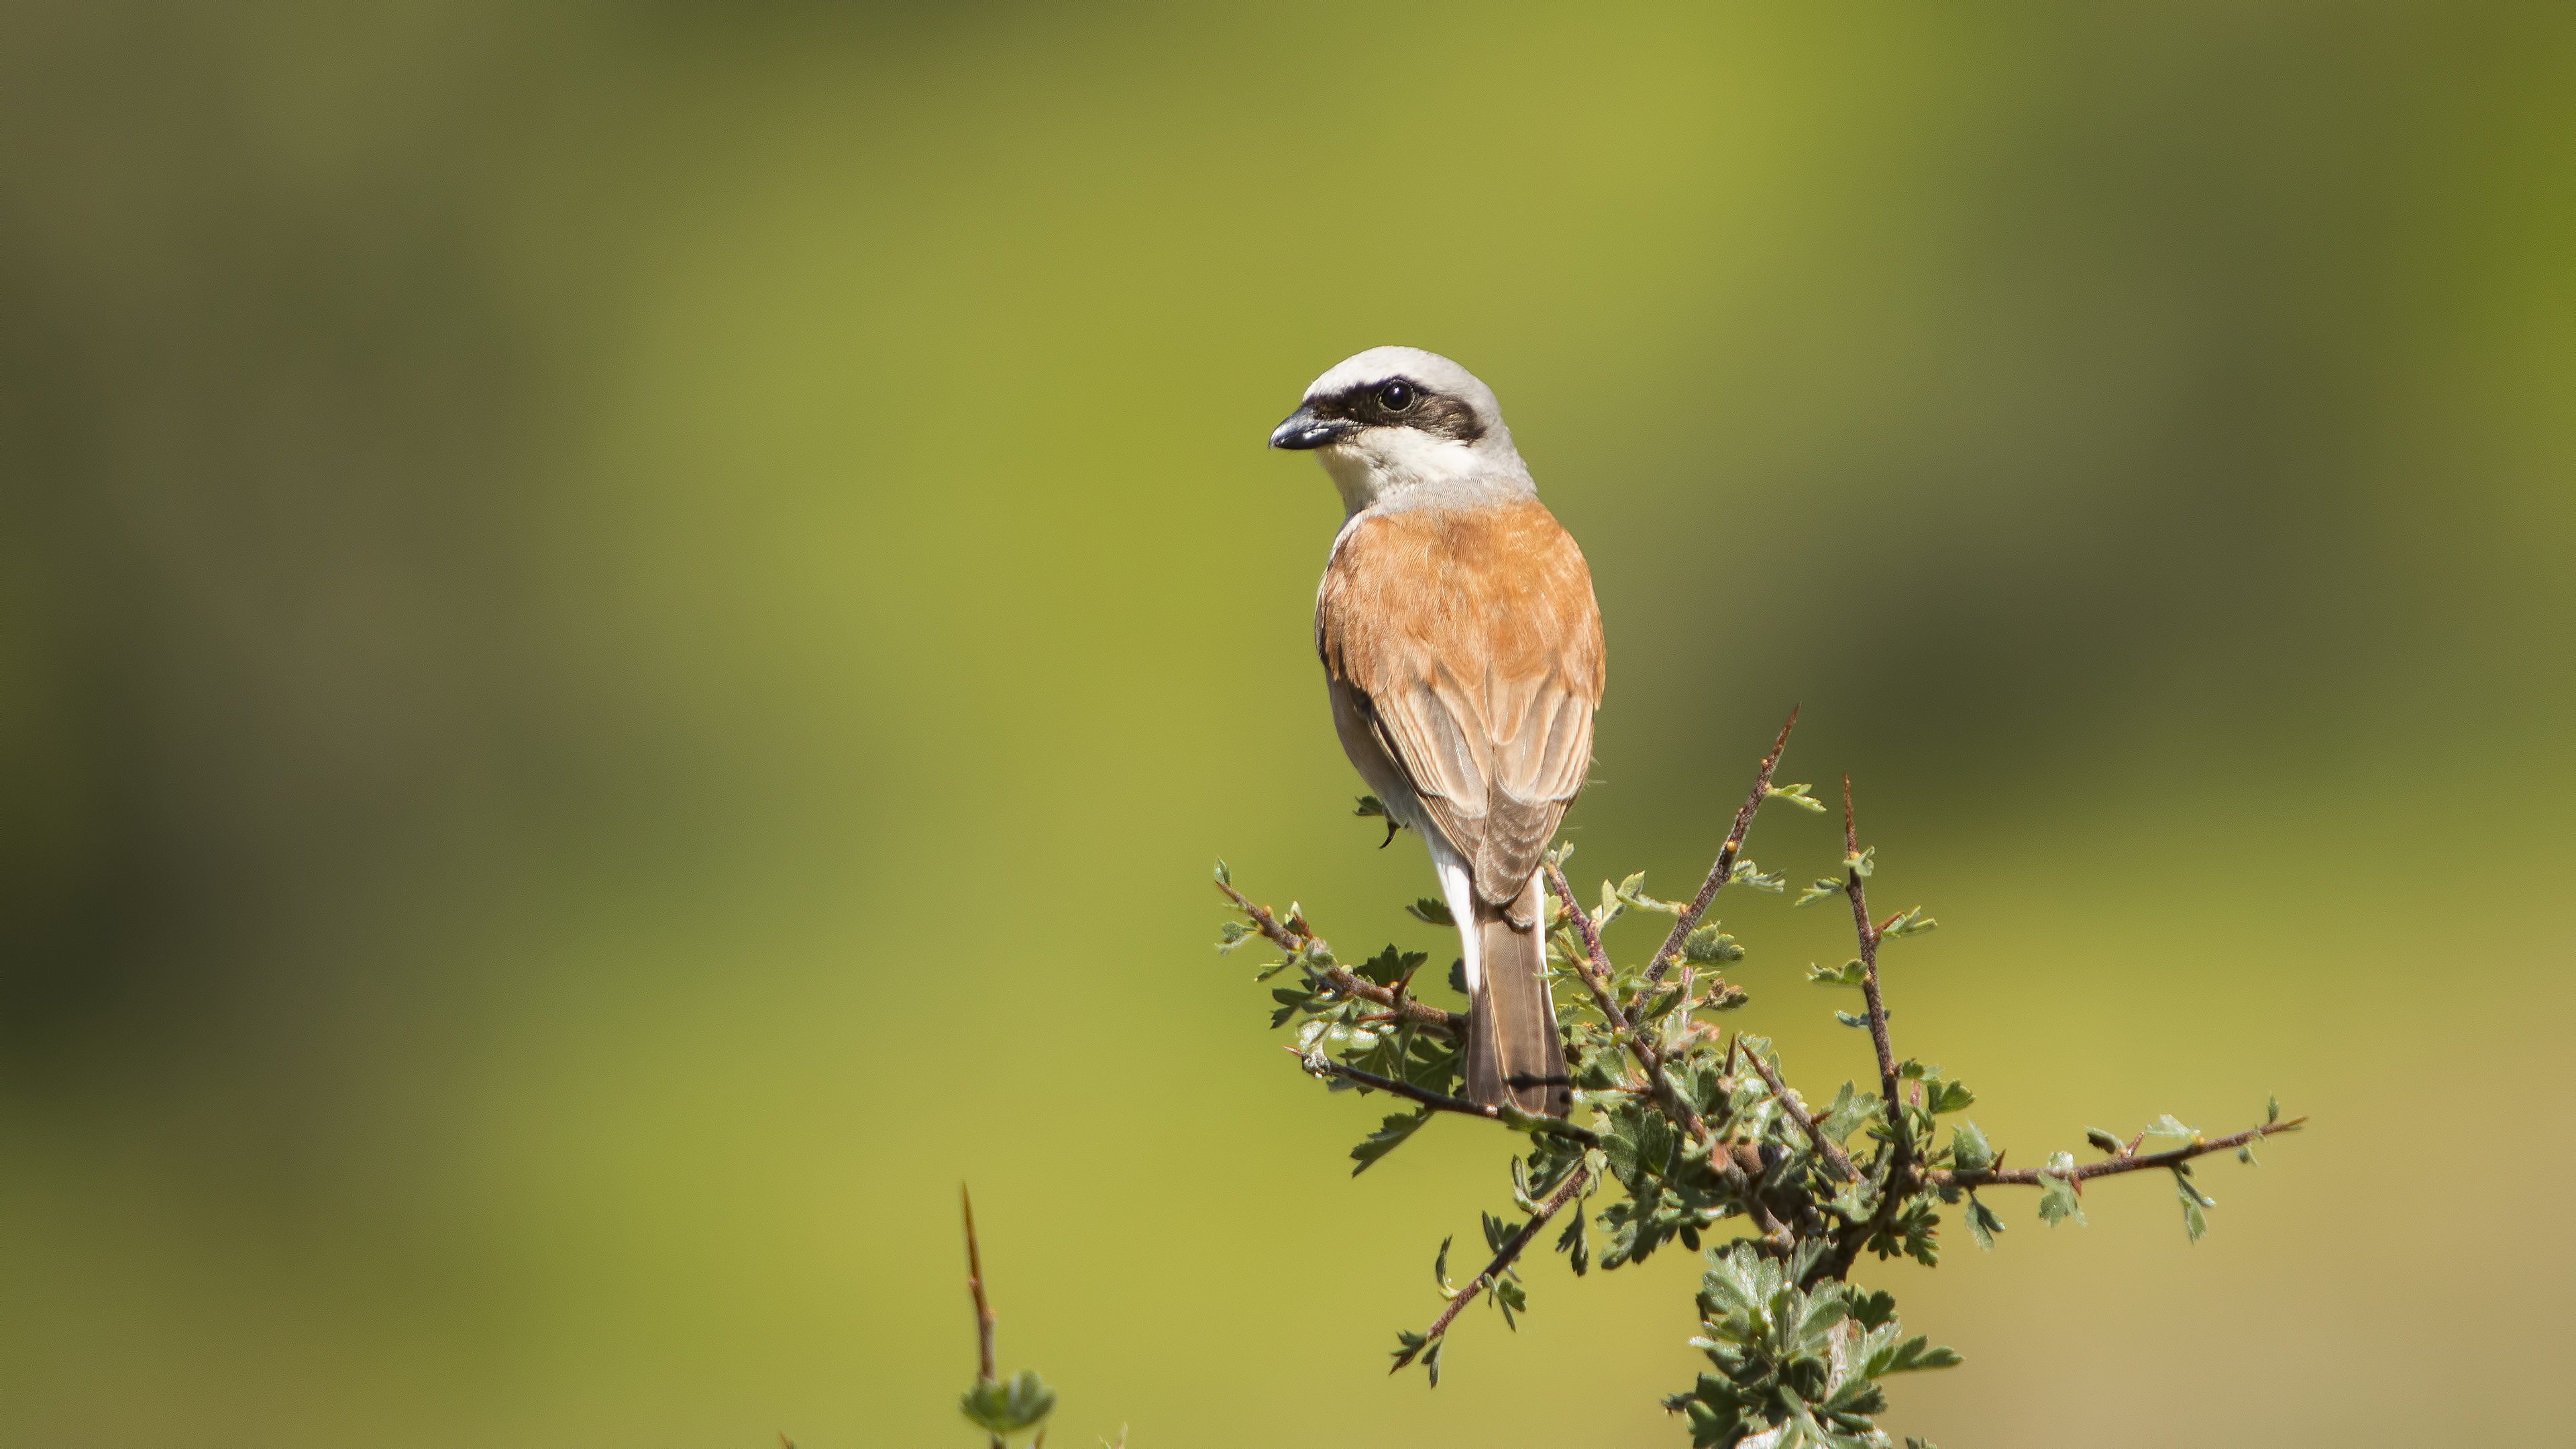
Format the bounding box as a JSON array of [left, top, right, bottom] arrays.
[[1270, 347, 1603, 1119]]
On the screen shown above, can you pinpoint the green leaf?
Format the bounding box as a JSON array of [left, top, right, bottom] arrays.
[[1767, 782, 1827, 812], [1354, 944, 1427, 987], [1267, 983, 1318, 1028], [1845, 846, 1876, 879], [1808, 959, 1867, 988], [1878, 906, 1937, 940], [1964, 1193, 2004, 1250], [1729, 858, 1788, 892], [1588, 878, 1617, 927], [2266, 1093, 2281, 1125], [1554, 1206, 1590, 1277], [1491, 1272, 1527, 1329], [1863, 1195, 1943, 1267], [1794, 878, 1843, 908], [1682, 924, 1744, 964], [1817, 1083, 1880, 1144], [2175, 1169, 2212, 1242], [1407, 897, 1455, 926], [1835, 1010, 1886, 1030], [1847, 1287, 1898, 1330], [1949, 1120, 1994, 1173], [1350, 1110, 1430, 1176], [1923, 1079, 1975, 1115], [959, 1370, 1057, 1436], [1213, 858, 1231, 886], [1403, 1036, 1460, 1096], [1613, 875, 1690, 914], [2144, 1114, 2200, 1143], [1423, 1336, 1443, 1387], [1882, 1337, 1963, 1374], [2084, 1126, 2125, 1157], [2038, 1157, 2086, 1228], [1353, 794, 1387, 817]]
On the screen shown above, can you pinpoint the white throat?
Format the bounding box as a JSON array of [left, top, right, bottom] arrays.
[[1318, 428, 1535, 518]]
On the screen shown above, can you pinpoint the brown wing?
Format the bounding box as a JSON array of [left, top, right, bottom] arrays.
[[1316, 500, 1605, 905]]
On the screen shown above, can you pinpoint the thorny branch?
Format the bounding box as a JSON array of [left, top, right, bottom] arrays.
[[1738, 1038, 1857, 1183], [1641, 708, 1800, 996], [1841, 777, 1906, 1159], [961, 1185, 1002, 1449], [1390, 1165, 1593, 1374], [1215, 875, 1462, 1037], [1931, 1117, 2308, 1190], [1224, 709, 2303, 1426], [1286, 1046, 1602, 1147], [1828, 775, 1917, 1282], [1545, 858, 1792, 1248]]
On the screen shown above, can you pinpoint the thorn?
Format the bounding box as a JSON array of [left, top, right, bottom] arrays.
[[1763, 706, 1800, 768]]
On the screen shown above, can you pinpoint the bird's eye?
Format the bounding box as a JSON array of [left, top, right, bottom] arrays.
[[1377, 380, 1419, 413]]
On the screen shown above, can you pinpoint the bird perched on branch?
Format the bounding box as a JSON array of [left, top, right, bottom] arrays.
[[1269, 347, 1604, 1119]]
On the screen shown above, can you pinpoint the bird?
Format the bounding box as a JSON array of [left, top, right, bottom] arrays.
[[1269, 346, 1605, 1119]]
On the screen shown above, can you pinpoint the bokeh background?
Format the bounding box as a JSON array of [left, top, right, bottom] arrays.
[[3, 2, 2571, 1444]]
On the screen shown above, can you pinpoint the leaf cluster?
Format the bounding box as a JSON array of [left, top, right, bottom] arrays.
[[1667, 1239, 1959, 1449], [959, 1371, 1056, 1441]]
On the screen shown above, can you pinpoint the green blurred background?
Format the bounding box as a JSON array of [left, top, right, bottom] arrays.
[[2, 2, 2569, 1444]]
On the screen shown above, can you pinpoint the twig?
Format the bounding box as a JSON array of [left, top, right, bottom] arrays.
[[1544, 861, 1790, 1246], [1928, 1117, 2308, 1190], [1740, 1041, 1857, 1183], [1216, 877, 1462, 1036], [1642, 708, 1800, 993], [1831, 777, 1914, 1281], [961, 1185, 1002, 1449], [1839, 777, 1904, 1151], [1284, 1047, 1601, 1146], [1391, 1165, 1592, 1371], [1544, 861, 1703, 1140]]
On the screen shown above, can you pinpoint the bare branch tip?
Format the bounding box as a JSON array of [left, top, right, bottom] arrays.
[[1766, 706, 1800, 762]]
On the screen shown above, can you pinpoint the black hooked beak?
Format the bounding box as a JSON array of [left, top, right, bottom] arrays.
[[1269, 405, 1357, 451]]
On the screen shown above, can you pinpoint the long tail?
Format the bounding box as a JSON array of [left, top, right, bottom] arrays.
[[1462, 875, 1570, 1118]]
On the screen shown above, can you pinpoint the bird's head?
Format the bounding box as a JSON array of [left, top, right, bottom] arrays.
[[1269, 346, 1532, 514]]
